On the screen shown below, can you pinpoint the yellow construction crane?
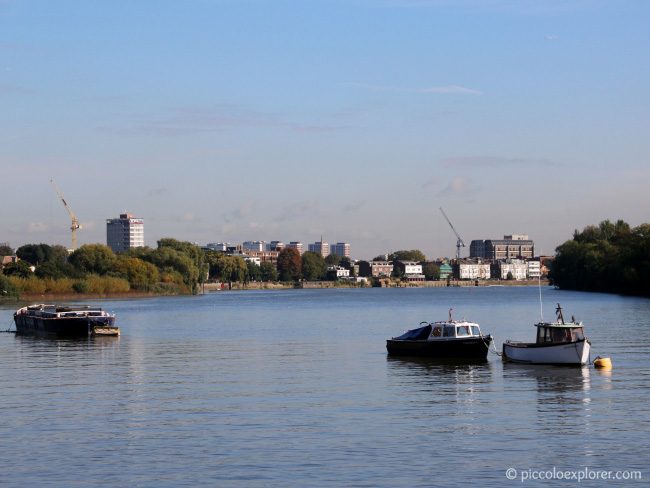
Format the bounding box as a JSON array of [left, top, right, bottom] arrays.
[[50, 178, 81, 251]]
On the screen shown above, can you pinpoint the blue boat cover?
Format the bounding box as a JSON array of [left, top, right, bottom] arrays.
[[394, 324, 432, 340]]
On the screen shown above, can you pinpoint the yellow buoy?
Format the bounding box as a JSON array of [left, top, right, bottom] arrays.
[[594, 356, 612, 370]]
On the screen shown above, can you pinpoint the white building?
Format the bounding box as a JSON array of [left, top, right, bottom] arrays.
[[242, 255, 262, 266], [330, 242, 350, 258], [527, 260, 541, 279], [457, 261, 491, 280], [206, 242, 235, 252], [497, 259, 528, 280], [106, 213, 144, 253], [327, 265, 350, 278]]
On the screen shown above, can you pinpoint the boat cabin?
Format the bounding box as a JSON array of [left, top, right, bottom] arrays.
[[535, 323, 585, 344], [430, 322, 483, 340], [535, 304, 585, 345]]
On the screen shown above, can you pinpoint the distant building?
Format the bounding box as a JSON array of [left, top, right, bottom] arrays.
[[242, 255, 262, 266], [243, 250, 280, 265], [308, 239, 329, 257], [438, 262, 453, 280], [268, 241, 285, 251], [327, 265, 350, 279], [286, 241, 304, 255], [330, 242, 351, 258], [106, 213, 144, 253], [470, 235, 534, 260], [494, 259, 528, 280], [527, 259, 541, 279], [455, 260, 491, 280], [394, 261, 425, 281], [358, 261, 393, 278], [206, 243, 230, 252], [243, 241, 266, 252]]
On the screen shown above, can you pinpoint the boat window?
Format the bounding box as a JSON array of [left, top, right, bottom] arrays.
[[471, 326, 480, 336], [456, 326, 470, 336], [551, 328, 572, 343], [431, 326, 442, 337], [537, 327, 552, 343], [443, 326, 455, 337], [571, 328, 585, 341]]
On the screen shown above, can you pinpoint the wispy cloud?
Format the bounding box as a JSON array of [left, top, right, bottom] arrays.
[[97, 104, 341, 137], [544, 35, 559, 41], [28, 222, 49, 233], [274, 200, 322, 223], [344, 82, 482, 95], [342, 200, 366, 213], [439, 156, 560, 168], [222, 202, 256, 225], [437, 176, 476, 197]]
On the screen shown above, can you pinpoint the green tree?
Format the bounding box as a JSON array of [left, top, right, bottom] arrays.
[[0, 244, 14, 256], [277, 248, 301, 282], [301, 251, 326, 281], [247, 261, 261, 282], [113, 256, 160, 290], [325, 254, 341, 266], [388, 249, 427, 262], [145, 246, 200, 291], [551, 220, 650, 297], [422, 261, 440, 280], [260, 261, 278, 282], [159, 238, 207, 286], [16, 244, 68, 266], [69, 244, 116, 275], [3, 260, 34, 278]]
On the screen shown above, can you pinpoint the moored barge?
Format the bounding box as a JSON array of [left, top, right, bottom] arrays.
[[14, 304, 119, 337]]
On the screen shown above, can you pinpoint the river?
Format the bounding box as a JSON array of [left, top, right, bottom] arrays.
[[1, 286, 648, 487]]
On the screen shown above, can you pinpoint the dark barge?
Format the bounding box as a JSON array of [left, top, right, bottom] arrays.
[[14, 304, 119, 337]]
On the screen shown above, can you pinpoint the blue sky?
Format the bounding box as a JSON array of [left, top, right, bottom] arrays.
[[1, 0, 649, 259]]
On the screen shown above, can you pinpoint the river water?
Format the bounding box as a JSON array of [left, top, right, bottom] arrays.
[[1, 287, 648, 487]]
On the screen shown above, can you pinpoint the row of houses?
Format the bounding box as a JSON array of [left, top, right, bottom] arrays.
[[205, 240, 351, 258], [358, 258, 544, 281]]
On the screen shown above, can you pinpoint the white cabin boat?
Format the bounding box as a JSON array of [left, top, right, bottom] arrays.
[[502, 304, 590, 365]]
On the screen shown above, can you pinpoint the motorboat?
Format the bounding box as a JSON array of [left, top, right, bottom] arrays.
[[502, 304, 590, 365], [386, 309, 492, 360]]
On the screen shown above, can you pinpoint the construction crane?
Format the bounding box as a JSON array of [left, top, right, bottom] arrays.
[[439, 207, 466, 261], [50, 178, 81, 251]]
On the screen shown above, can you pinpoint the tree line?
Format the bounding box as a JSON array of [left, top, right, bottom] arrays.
[[0, 241, 444, 298], [1, 239, 209, 296], [550, 220, 650, 297]]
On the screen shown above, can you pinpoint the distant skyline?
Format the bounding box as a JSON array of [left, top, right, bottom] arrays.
[[1, 0, 649, 259]]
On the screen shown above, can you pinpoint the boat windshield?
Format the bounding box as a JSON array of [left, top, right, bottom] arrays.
[[456, 325, 470, 337], [471, 325, 480, 336], [443, 326, 455, 337], [537, 326, 585, 344]]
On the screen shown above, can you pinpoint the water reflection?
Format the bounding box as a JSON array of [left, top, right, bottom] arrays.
[[386, 357, 494, 403]]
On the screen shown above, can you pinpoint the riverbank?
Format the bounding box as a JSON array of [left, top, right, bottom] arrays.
[[2, 279, 551, 303]]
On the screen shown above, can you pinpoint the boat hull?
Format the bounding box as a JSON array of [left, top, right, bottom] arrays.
[[386, 336, 492, 360], [502, 339, 590, 365], [14, 314, 116, 338]]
